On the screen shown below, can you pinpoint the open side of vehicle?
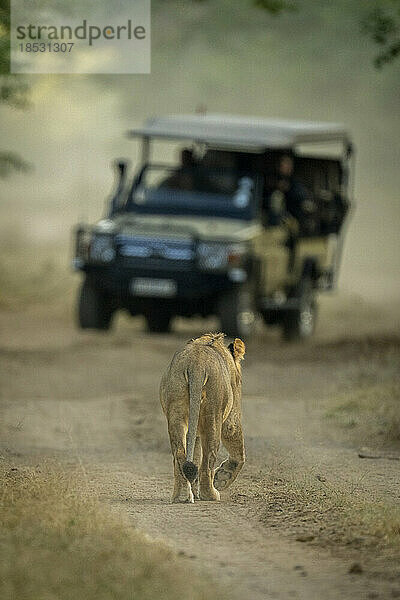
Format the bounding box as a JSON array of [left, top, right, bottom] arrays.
[[73, 114, 353, 340]]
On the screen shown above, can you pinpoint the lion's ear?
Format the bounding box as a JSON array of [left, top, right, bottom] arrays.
[[232, 338, 245, 361]]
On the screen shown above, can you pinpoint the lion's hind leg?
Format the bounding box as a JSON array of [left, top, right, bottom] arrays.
[[167, 408, 194, 504], [199, 416, 221, 501], [214, 417, 245, 492], [190, 435, 202, 500]]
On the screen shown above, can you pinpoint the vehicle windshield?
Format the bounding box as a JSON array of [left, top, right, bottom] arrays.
[[126, 164, 257, 220]]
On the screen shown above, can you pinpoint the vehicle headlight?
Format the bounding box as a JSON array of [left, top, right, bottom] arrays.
[[197, 242, 247, 271], [197, 243, 228, 270], [90, 234, 115, 263]]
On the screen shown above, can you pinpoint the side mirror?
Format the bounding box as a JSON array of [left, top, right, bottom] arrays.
[[109, 159, 130, 216], [116, 159, 128, 177], [346, 142, 354, 159], [114, 159, 129, 191]]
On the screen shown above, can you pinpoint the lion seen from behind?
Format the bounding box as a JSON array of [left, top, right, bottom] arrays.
[[160, 333, 246, 503]]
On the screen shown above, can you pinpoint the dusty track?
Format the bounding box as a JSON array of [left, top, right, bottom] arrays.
[[1, 298, 400, 599]]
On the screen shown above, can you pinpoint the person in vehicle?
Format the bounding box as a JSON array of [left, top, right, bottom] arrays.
[[264, 154, 317, 235], [197, 150, 238, 194], [160, 148, 196, 191]]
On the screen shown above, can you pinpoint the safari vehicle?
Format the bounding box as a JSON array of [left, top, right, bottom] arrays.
[[73, 114, 353, 340]]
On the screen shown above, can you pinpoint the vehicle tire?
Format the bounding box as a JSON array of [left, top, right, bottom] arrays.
[[217, 286, 256, 339], [282, 278, 317, 342], [145, 310, 172, 333], [78, 278, 114, 330]]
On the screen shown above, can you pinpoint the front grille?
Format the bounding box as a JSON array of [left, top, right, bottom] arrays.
[[118, 256, 194, 271], [115, 234, 195, 271]]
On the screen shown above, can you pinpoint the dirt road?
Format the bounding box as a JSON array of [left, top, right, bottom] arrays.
[[1, 297, 400, 599]]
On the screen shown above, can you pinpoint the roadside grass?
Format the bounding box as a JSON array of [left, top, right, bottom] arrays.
[[0, 462, 217, 600], [247, 381, 400, 557], [255, 462, 400, 552], [325, 381, 400, 445]]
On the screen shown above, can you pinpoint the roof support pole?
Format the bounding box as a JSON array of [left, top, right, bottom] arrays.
[[141, 135, 150, 166]]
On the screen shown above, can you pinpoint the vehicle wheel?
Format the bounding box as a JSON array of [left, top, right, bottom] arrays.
[[78, 279, 114, 330], [282, 278, 317, 342], [145, 310, 172, 333], [217, 286, 256, 339]]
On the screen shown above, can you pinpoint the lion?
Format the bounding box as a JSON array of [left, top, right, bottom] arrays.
[[160, 333, 245, 503]]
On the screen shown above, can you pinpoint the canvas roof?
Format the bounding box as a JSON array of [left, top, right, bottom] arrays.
[[128, 114, 350, 150]]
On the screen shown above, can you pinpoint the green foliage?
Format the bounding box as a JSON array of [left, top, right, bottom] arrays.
[[0, 78, 29, 107], [0, 0, 31, 177], [0, 151, 31, 177], [253, 0, 294, 15], [0, 0, 10, 73], [0, 0, 30, 110], [185, 0, 399, 68], [362, 0, 400, 68], [187, 0, 293, 14]]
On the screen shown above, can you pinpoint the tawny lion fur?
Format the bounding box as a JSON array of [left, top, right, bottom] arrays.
[[160, 333, 246, 503]]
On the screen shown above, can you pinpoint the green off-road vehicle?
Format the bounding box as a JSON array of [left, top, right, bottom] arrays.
[[73, 114, 353, 340]]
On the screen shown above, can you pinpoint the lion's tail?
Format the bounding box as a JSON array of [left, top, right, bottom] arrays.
[[182, 369, 205, 483]]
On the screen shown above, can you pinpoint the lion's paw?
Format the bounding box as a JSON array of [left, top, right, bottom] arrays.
[[213, 466, 232, 491], [191, 486, 200, 501], [199, 488, 220, 501], [172, 488, 195, 504]]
